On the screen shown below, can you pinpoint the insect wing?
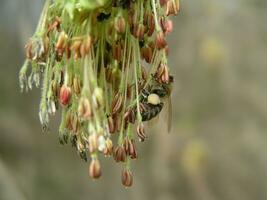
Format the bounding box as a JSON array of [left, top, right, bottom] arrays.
[[167, 96, 172, 133]]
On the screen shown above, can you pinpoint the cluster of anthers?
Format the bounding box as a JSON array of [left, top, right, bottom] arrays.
[[19, 0, 179, 187]]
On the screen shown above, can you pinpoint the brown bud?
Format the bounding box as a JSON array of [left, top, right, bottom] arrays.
[[128, 9, 135, 28], [89, 158, 102, 179], [114, 114, 122, 132], [129, 139, 138, 159], [123, 137, 131, 155], [112, 42, 123, 62], [47, 16, 61, 34], [108, 116, 115, 134], [113, 146, 126, 162], [163, 69, 170, 84], [156, 63, 165, 79], [133, 23, 145, 40], [65, 44, 71, 59], [54, 16, 61, 30], [59, 85, 71, 106], [166, 0, 180, 16], [124, 109, 136, 124], [123, 138, 137, 159], [56, 31, 67, 50], [56, 47, 65, 61], [155, 32, 167, 50], [78, 97, 92, 119], [115, 16, 126, 34], [111, 93, 123, 114], [71, 40, 82, 60], [141, 46, 153, 63], [137, 123, 146, 142], [143, 11, 149, 26], [126, 84, 133, 99], [160, 63, 170, 84], [121, 169, 133, 187], [146, 14, 155, 37]]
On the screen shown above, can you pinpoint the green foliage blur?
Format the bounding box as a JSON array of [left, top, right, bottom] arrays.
[[1, 0, 267, 200]]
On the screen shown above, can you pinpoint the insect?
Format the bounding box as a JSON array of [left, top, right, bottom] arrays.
[[139, 76, 173, 132], [140, 102, 164, 121], [97, 12, 111, 21]]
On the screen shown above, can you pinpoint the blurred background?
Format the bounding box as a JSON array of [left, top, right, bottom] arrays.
[[1, 0, 267, 200]]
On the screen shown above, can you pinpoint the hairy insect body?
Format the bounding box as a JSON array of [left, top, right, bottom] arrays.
[[141, 102, 164, 121], [139, 82, 170, 121]]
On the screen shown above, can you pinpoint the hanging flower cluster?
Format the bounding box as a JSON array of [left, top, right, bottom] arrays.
[[19, 0, 179, 187]]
